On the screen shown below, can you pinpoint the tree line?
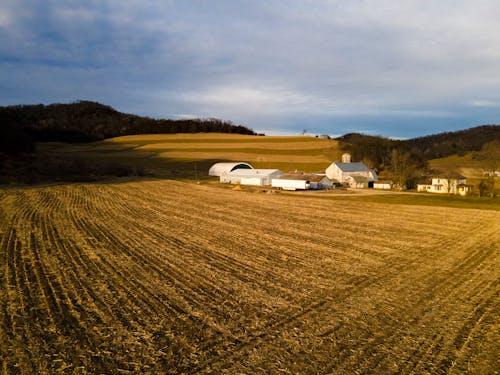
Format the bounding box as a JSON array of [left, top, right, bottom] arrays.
[[0, 101, 256, 153], [336, 124, 500, 189]]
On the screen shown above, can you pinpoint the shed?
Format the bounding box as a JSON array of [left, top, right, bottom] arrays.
[[208, 162, 253, 177], [272, 174, 332, 190], [220, 169, 283, 186], [345, 175, 369, 188], [373, 180, 393, 189]]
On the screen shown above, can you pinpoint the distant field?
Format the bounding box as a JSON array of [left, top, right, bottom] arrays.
[[429, 152, 484, 177], [37, 133, 342, 177], [1, 180, 498, 373]]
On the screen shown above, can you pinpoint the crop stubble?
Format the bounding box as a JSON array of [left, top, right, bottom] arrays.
[[0, 180, 498, 374]]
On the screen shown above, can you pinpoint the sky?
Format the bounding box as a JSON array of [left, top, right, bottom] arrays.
[[1, 1, 500, 138]]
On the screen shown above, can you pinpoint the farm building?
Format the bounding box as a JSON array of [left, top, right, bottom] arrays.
[[271, 174, 333, 190], [373, 180, 393, 189], [344, 175, 369, 189], [220, 169, 283, 186], [417, 176, 473, 196], [325, 154, 377, 188], [208, 162, 253, 177]]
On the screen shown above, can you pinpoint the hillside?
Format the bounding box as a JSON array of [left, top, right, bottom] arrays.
[[0, 101, 255, 152], [336, 125, 500, 176], [404, 125, 500, 159], [0, 133, 342, 184], [1, 100, 499, 188]]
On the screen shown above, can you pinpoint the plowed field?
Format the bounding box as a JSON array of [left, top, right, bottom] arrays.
[[0, 180, 498, 374]]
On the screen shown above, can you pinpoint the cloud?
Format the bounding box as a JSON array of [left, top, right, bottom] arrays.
[[1, 1, 499, 136], [469, 100, 499, 108]]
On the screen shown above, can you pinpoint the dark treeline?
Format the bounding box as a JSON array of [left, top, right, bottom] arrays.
[[403, 125, 500, 159], [0, 101, 256, 152], [336, 133, 399, 172], [337, 125, 500, 170], [336, 125, 500, 189]]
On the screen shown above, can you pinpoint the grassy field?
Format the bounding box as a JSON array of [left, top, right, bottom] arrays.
[[1, 180, 498, 373], [429, 153, 484, 178]]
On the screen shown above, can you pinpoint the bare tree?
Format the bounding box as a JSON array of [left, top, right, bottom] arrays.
[[390, 148, 419, 190], [475, 141, 499, 197]]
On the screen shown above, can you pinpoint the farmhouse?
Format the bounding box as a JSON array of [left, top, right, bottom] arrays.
[[220, 169, 283, 186], [272, 173, 333, 190], [417, 175, 473, 196], [325, 153, 378, 188], [208, 162, 253, 177]]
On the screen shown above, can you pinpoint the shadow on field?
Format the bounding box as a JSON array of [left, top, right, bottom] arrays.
[[0, 139, 231, 185]]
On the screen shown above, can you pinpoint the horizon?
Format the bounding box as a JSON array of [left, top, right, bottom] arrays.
[[1, 1, 500, 138], [4, 99, 496, 140]]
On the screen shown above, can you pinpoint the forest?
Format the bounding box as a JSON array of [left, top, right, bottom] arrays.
[[0, 101, 256, 153], [336, 125, 500, 187]]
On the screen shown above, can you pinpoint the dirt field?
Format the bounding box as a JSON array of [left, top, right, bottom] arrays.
[[0, 180, 498, 374]]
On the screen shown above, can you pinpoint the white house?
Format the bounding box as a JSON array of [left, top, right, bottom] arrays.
[[271, 174, 333, 190], [417, 176, 472, 196], [208, 162, 253, 176], [220, 169, 283, 186], [325, 154, 377, 188]]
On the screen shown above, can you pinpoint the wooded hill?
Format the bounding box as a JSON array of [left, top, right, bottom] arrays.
[[337, 125, 500, 170], [0, 101, 256, 152]]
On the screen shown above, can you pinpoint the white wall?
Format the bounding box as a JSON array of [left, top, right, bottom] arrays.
[[272, 179, 308, 190]]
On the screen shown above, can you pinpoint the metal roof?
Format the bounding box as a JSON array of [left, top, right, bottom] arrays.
[[334, 162, 371, 172], [224, 169, 282, 177], [208, 162, 253, 176], [350, 175, 368, 183], [277, 173, 330, 182]]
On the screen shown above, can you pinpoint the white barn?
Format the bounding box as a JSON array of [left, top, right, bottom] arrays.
[[325, 154, 377, 188], [208, 162, 253, 176], [220, 169, 283, 186], [272, 174, 332, 190]]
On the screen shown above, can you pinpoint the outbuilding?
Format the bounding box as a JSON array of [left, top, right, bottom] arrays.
[[373, 180, 393, 189], [220, 169, 283, 186], [272, 174, 332, 190], [345, 175, 369, 189], [208, 162, 253, 176]]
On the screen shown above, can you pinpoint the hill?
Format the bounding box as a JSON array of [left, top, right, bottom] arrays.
[[0, 133, 342, 184], [0, 101, 256, 152], [336, 125, 500, 175], [403, 125, 500, 159]]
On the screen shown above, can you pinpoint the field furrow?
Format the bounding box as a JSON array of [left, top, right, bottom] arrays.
[[0, 180, 498, 373]]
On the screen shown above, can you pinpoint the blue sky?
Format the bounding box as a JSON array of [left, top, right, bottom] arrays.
[[1, 1, 500, 138]]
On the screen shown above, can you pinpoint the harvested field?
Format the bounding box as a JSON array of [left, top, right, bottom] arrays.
[[28, 134, 341, 182], [0, 180, 498, 373]]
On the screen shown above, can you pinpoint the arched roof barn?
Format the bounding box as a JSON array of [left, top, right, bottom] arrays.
[[208, 162, 253, 176]]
